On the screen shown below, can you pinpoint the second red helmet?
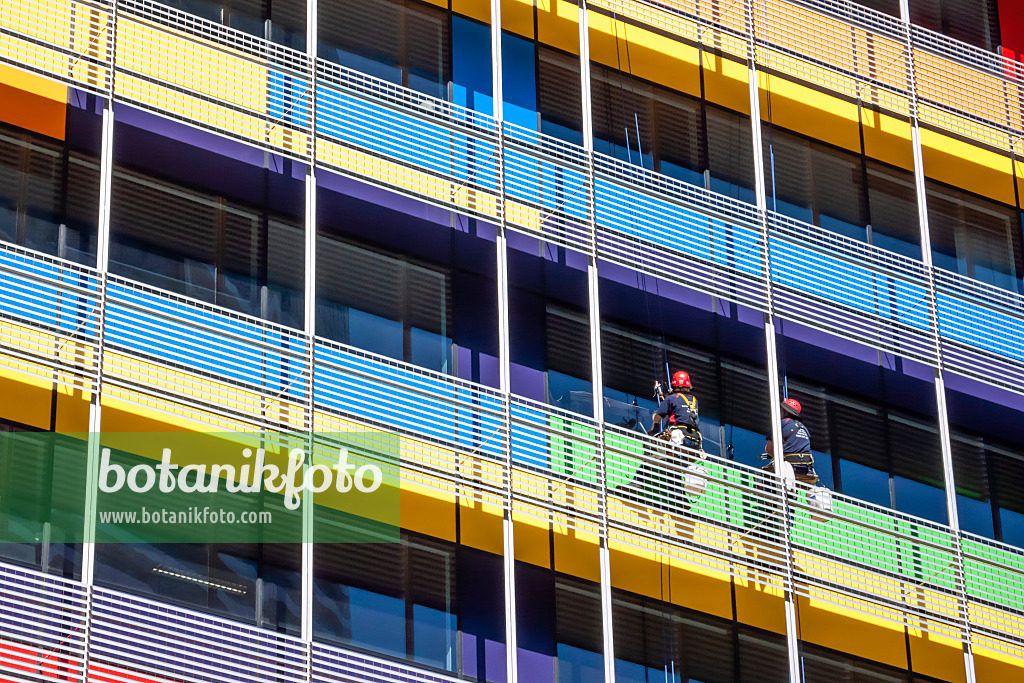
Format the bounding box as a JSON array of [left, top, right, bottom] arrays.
[[782, 398, 802, 416], [671, 371, 692, 390]]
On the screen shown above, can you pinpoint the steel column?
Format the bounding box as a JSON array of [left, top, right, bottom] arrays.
[[899, 1, 977, 675], [746, 1, 801, 680]]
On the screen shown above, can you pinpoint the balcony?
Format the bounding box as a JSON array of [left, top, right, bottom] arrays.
[[3, 0, 1024, 394], [0, 240, 1021, 674]]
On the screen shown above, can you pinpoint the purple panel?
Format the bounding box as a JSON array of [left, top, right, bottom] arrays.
[[516, 649, 555, 683], [485, 640, 508, 683], [564, 247, 589, 272], [462, 633, 478, 679], [68, 87, 99, 113], [510, 363, 545, 402], [945, 371, 1024, 413], [777, 318, 880, 366], [507, 230, 541, 255], [903, 357, 937, 384], [316, 167, 451, 227], [595, 259, 711, 311], [457, 345, 474, 383], [115, 102, 270, 168], [737, 301, 763, 327], [480, 353, 500, 390]]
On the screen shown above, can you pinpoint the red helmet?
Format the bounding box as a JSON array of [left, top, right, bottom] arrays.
[[671, 371, 691, 390], [782, 398, 802, 416]]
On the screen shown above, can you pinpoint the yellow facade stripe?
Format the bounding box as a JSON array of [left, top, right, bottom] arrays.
[[0, 318, 97, 373], [317, 138, 502, 219], [103, 350, 307, 429], [115, 73, 308, 155], [116, 18, 268, 114]]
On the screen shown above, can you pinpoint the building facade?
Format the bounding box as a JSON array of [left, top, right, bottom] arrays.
[[1, 0, 1024, 681]]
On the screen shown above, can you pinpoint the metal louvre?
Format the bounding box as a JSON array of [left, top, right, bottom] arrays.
[[604, 423, 789, 586], [510, 395, 604, 533], [0, 564, 87, 683], [593, 153, 769, 313], [501, 121, 593, 254], [314, 59, 502, 224], [767, 213, 938, 365], [934, 269, 1024, 393], [114, 0, 312, 160], [786, 479, 965, 637], [90, 588, 307, 683], [313, 642, 461, 683], [104, 275, 311, 406], [754, 0, 912, 116], [0, 0, 113, 95], [911, 24, 1024, 152], [961, 532, 1024, 656], [313, 337, 509, 504]]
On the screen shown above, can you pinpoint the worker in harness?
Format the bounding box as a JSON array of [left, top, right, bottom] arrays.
[[761, 398, 818, 485], [648, 370, 702, 451]]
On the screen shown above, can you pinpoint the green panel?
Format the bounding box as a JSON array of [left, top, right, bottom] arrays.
[[549, 416, 599, 484], [963, 539, 1024, 610], [604, 431, 643, 490]]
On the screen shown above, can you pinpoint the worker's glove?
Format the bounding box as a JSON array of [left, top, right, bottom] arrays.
[[758, 452, 772, 460], [647, 427, 661, 436]]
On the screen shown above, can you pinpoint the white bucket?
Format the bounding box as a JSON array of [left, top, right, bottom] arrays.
[[808, 487, 834, 521], [684, 463, 708, 497]]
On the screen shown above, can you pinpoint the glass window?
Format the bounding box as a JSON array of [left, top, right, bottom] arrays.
[[840, 459, 891, 508], [0, 122, 99, 266], [157, 0, 306, 49]]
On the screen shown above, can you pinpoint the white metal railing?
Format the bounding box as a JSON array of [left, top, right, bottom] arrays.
[[90, 588, 307, 683], [0, 564, 88, 683]]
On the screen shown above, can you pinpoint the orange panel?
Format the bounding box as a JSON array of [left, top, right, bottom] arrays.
[[0, 64, 66, 139]]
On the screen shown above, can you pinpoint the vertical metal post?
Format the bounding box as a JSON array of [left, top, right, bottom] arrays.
[[898, 3, 976, 678], [580, 4, 614, 680], [745, 2, 801, 680], [81, 11, 118, 671], [490, 1, 517, 680], [302, 0, 318, 660]]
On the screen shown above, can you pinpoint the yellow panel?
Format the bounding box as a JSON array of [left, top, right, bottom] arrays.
[[401, 479, 457, 541], [667, 555, 733, 620], [537, 0, 579, 55], [920, 128, 1016, 207], [117, 18, 267, 114], [512, 508, 551, 567], [104, 351, 307, 429], [906, 629, 966, 683], [459, 497, 504, 555], [758, 73, 862, 155], [317, 137, 501, 219], [553, 527, 599, 582], [797, 593, 908, 670], [732, 567, 787, 634], [0, 63, 66, 139], [0, 360, 54, 429], [973, 641, 1024, 680], [861, 108, 914, 171], [55, 384, 91, 432], [501, 0, 535, 40], [452, 0, 489, 23], [116, 74, 308, 156], [702, 50, 750, 115], [101, 386, 256, 433]]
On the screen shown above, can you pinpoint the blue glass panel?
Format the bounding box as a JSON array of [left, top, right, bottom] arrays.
[[893, 476, 947, 524], [410, 327, 452, 374], [660, 161, 704, 187], [819, 214, 866, 242], [413, 604, 457, 671], [1000, 508, 1024, 549], [349, 587, 406, 658], [614, 660, 647, 683], [349, 309, 403, 361], [839, 459, 890, 508], [557, 643, 604, 683], [452, 17, 492, 115], [547, 370, 593, 417], [871, 232, 921, 259], [728, 426, 767, 468], [957, 494, 994, 539]]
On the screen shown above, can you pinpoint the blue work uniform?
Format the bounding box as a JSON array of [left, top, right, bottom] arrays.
[[780, 417, 811, 454], [655, 393, 699, 431]]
